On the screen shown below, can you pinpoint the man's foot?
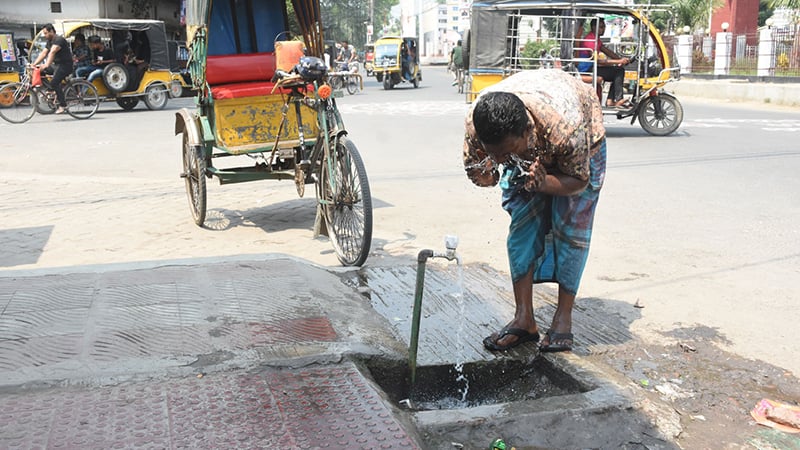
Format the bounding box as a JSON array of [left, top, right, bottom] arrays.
[[54, 106, 66, 114], [539, 330, 573, 353], [483, 326, 539, 351]]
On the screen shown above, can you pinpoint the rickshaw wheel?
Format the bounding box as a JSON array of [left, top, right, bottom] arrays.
[[116, 97, 140, 110], [182, 132, 207, 226], [0, 83, 36, 124], [103, 63, 129, 94], [412, 77, 419, 88], [346, 78, 358, 95], [382, 76, 392, 90], [375, 72, 383, 82], [638, 93, 684, 136], [316, 136, 373, 267], [144, 84, 169, 110]]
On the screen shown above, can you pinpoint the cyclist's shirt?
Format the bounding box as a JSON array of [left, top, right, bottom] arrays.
[[48, 35, 73, 67]]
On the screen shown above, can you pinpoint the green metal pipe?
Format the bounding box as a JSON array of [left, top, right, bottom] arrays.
[[409, 249, 434, 385]]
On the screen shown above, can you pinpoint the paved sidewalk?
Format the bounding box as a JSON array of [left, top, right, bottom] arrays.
[[0, 258, 422, 449]]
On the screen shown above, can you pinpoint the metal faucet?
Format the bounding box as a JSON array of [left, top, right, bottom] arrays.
[[410, 235, 461, 385]]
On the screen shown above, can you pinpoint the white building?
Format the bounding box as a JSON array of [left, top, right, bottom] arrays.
[[400, 0, 470, 60]]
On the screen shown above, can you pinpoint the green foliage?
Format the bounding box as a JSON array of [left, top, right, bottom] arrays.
[[767, 0, 799, 9], [319, 0, 395, 47], [520, 39, 557, 69], [758, 0, 775, 26]]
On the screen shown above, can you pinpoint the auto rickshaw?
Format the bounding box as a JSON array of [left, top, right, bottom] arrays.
[[174, 0, 373, 266], [364, 43, 375, 76], [31, 19, 176, 111], [467, 0, 683, 136], [372, 36, 422, 90], [0, 31, 22, 84]]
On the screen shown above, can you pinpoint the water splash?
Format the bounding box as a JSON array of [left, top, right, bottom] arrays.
[[452, 262, 470, 404]]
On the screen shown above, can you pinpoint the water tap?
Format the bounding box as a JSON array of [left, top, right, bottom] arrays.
[[434, 235, 460, 264]]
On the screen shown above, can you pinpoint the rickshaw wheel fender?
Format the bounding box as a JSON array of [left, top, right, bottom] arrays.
[[175, 109, 203, 150]]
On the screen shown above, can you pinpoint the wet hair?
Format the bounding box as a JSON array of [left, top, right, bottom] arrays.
[[472, 92, 529, 145], [43, 24, 55, 33], [88, 35, 102, 45]]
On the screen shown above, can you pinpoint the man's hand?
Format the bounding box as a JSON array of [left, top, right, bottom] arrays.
[[524, 157, 547, 191]]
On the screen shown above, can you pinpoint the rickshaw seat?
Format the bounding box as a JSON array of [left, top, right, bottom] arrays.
[[207, 52, 279, 99]]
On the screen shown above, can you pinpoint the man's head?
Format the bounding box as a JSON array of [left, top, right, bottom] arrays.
[[42, 24, 56, 41], [341, 40, 349, 47], [590, 18, 606, 34], [88, 35, 103, 49], [472, 91, 532, 162], [457, 40, 462, 47], [74, 33, 85, 45]]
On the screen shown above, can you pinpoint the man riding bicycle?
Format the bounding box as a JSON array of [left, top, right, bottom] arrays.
[[30, 24, 73, 114]]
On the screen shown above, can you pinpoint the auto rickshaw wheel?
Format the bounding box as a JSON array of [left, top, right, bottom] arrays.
[[316, 136, 373, 267], [412, 76, 419, 88], [182, 132, 207, 226], [638, 93, 684, 136], [144, 84, 169, 110], [116, 97, 140, 110], [375, 72, 383, 82], [382, 75, 393, 90], [169, 80, 183, 98], [103, 63, 129, 95]]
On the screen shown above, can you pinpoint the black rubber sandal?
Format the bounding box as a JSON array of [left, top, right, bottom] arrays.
[[483, 327, 540, 351], [539, 330, 573, 353]]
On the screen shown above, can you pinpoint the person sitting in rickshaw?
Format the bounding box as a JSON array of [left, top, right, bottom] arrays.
[[578, 18, 631, 108], [401, 42, 412, 80], [71, 33, 91, 77], [83, 35, 115, 82]]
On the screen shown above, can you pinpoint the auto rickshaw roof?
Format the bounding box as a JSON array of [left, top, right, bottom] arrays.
[[471, 0, 668, 14], [50, 19, 170, 71]]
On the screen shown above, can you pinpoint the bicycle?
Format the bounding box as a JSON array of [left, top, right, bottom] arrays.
[[0, 66, 100, 123], [327, 62, 361, 95]]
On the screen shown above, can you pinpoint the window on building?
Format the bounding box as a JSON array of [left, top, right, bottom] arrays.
[[50, 2, 62, 13]]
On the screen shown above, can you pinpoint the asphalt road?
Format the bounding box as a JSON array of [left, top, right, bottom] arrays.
[[1, 66, 799, 379]]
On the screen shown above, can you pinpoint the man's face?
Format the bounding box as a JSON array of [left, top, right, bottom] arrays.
[[482, 125, 532, 165], [43, 28, 55, 41]]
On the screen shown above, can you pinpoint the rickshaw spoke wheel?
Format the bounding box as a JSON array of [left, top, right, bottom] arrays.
[[318, 136, 372, 266], [182, 132, 207, 226], [0, 83, 36, 124], [65, 80, 99, 119], [638, 94, 683, 136]]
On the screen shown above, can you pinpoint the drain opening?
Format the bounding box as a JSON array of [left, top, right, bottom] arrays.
[[360, 356, 588, 411]]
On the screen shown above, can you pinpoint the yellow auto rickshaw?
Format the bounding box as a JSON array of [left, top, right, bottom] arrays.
[[372, 36, 422, 90], [467, 0, 684, 136], [0, 31, 22, 84], [31, 19, 178, 111]]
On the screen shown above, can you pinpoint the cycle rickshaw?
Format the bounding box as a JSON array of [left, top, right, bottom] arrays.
[[467, 0, 684, 136], [175, 0, 373, 266]]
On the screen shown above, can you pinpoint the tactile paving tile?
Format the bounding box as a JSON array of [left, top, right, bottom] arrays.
[[266, 363, 420, 449], [0, 363, 420, 449]]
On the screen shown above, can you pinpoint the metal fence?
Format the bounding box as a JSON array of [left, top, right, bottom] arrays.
[[683, 27, 800, 77]]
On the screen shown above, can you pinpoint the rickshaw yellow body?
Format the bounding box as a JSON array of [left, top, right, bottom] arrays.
[[468, 72, 504, 102], [211, 94, 319, 153], [0, 72, 19, 84]]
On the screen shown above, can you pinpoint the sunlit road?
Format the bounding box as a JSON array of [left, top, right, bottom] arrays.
[[1, 65, 799, 376]]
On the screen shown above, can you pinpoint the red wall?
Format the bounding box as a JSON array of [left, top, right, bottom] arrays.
[[711, 0, 759, 37]]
